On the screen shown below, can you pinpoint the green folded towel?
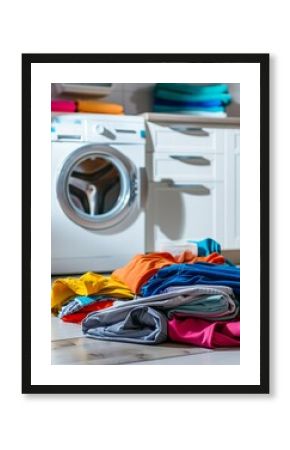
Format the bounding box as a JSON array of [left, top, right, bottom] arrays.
[[156, 83, 229, 95], [155, 87, 232, 104]]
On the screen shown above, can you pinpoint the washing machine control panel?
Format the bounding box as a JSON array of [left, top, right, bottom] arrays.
[[51, 116, 84, 142], [51, 114, 146, 144], [88, 120, 145, 143]]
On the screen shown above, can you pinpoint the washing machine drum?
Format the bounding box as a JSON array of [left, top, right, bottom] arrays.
[[57, 145, 139, 230]]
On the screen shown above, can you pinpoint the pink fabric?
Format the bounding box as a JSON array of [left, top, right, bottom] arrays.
[[168, 316, 240, 349], [51, 99, 76, 112]]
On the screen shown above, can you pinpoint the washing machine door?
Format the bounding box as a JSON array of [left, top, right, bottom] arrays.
[[57, 145, 139, 230]]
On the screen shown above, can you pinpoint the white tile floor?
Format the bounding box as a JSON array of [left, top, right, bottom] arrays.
[[51, 317, 240, 365]]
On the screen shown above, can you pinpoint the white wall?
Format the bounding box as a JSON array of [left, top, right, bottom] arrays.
[[104, 83, 155, 114], [227, 83, 240, 116]]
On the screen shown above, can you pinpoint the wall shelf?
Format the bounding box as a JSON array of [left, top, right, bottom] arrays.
[[55, 83, 113, 97]]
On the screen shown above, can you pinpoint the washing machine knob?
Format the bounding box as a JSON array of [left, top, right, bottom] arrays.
[[95, 124, 105, 135], [94, 124, 116, 140]]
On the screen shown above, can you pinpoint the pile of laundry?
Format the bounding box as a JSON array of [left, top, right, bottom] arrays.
[[51, 238, 240, 349], [51, 99, 124, 115], [153, 83, 232, 117]]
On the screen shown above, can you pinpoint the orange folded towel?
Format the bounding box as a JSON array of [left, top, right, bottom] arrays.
[[77, 100, 124, 114]]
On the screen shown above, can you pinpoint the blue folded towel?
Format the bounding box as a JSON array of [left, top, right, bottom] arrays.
[[153, 103, 225, 113], [154, 97, 223, 108]]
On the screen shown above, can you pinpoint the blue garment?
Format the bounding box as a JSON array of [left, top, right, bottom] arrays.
[[141, 263, 240, 298], [188, 238, 221, 256], [156, 83, 229, 95], [154, 97, 223, 108]]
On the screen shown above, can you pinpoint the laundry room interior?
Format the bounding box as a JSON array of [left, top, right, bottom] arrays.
[[51, 82, 240, 365]]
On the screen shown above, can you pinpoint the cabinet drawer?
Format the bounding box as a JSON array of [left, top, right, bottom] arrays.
[[147, 122, 224, 153], [153, 152, 224, 182]]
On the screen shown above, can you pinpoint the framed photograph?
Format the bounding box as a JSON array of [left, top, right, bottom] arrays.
[[22, 53, 269, 394]]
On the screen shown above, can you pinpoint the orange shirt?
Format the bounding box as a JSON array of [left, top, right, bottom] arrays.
[[112, 251, 225, 294]]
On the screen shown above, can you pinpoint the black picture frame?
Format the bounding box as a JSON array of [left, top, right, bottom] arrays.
[[22, 53, 269, 394]]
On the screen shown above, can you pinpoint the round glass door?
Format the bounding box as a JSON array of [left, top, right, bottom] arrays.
[[57, 145, 137, 230], [68, 157, 121, 216]]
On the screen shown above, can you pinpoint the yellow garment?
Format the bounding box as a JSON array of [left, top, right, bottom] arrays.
[[51, 272, 133, 315], [77, 100, 124, 114]]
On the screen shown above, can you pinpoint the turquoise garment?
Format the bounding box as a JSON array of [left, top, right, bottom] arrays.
[[187, 238, 221, 256], [156, 83, 229, 95], [167, 295, 239, 321], [169, 295, 230, 314], [154, 88, 232, 104]]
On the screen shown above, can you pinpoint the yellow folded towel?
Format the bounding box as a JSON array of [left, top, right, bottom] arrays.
[[77, 100, 124, 114]]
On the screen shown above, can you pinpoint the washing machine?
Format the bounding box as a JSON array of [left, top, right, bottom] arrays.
[[51, 114, 147, 274]]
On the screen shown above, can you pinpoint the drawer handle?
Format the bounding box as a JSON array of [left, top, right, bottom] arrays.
[[169, 126, 210, 137], [170, 155, 211, 166], [165, 182, 210, 195]]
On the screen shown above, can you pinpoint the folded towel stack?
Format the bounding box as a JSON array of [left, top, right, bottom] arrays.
[[153, 83, 232, 117], [51, 99, 124, 115]]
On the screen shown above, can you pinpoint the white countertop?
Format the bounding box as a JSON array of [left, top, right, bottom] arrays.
[[143, 112, 240, 128]]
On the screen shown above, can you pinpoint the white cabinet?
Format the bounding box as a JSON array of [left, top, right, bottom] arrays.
[[224, 129, 240, 249], [145, 119, 240, 252], [148, 124, 223, 152], [146, 181, 225, 251], [152, 153, 224, 182]]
